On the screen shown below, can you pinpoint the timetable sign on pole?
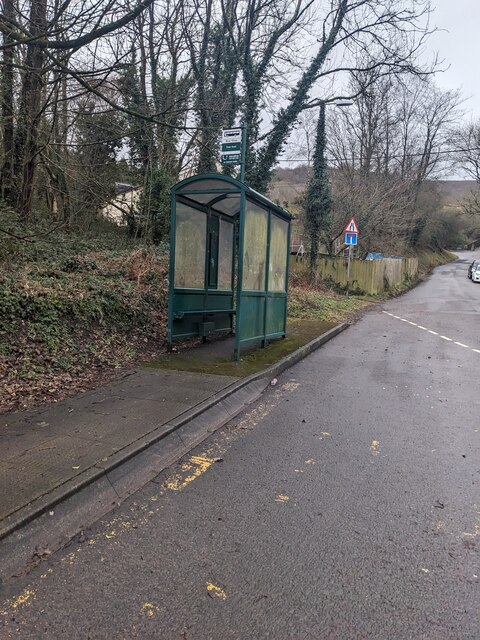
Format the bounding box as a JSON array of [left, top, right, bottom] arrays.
[[220, 128, 243, 166], [222, 128, 242, 143]]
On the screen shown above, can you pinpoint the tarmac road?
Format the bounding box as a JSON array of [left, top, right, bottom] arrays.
[[1, 252, 479, 639]]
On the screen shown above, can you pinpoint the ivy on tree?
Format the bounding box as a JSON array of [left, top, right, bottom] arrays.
[[304, 102, 332, 270]]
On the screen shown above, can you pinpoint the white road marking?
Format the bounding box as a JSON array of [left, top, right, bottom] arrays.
[[382, 311, 479, 355]]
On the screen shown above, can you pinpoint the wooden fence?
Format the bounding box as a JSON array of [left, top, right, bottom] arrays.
[[291, 256, 418, 295]]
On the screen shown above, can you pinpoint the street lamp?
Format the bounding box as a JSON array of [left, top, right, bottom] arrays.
[[305, 99, 353, 271]]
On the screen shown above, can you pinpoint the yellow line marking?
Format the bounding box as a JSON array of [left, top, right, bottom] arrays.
[[275, 494, 290, 502], [370, 440, 380, 455], [304, 459, 315, 465], [206, 582, 228, 600], [141, 602, 160, 618], [0, 588, 37, 616], [282, 381, 300, 392], [164, 455, 214, 491]]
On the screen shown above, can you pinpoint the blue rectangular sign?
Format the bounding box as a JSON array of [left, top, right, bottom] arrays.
[[345, 232, 358, 245]]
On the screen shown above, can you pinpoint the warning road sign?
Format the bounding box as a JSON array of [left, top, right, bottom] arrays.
[[344, 216, 359, 234]]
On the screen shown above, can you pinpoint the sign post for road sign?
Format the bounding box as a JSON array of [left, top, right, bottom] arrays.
[[343, 216, 359, 297], [220, 126, 247, 181]]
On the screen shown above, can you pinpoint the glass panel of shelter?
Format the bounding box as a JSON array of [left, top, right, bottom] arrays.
[[174, 202, 207, 289], [175, 197, 287, 295], [218, 219, 234, 290], [269, 215, 289, 292], [242, 201, 268, 290], [174, 197, 235, 293]]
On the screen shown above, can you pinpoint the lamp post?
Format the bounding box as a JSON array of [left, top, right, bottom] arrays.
[[305, 100, 353, 272]]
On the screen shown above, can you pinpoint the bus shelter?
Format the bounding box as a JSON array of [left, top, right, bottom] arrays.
[[167, 173, 292, 360]]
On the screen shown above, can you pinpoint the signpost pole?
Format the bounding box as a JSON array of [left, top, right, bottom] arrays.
[[343, 216, 358, 298], [240, 123, 246, 183], [346, 244, 351, 297]]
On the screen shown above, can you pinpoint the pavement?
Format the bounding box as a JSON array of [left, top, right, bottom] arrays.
[[0, 323, 346, 560]]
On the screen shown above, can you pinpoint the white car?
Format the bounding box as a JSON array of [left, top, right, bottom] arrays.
[[472, 265, 480, 282]]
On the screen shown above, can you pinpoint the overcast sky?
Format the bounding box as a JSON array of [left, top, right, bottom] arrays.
[[430, 0, 480, 120]]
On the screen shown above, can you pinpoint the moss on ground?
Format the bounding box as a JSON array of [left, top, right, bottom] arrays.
[[145, 276, 374, 378], [143, 319, 336, 377]]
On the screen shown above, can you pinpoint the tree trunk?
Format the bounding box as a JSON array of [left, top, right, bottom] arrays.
[[251, 0, 348, 192], [0, 0, 15, 204], [14, 0, 48, 221]]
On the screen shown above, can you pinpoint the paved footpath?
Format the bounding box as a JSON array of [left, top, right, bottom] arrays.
[[0, 368, 239, 533]]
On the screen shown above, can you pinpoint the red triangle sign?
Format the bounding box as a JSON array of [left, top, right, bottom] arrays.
[[344, 216, 359, 234]]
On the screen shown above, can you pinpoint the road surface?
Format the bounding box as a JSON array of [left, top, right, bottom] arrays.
[[1, 252, 479, 639]]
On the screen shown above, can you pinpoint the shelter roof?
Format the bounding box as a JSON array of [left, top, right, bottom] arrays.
[[173, 173, 292, 221]]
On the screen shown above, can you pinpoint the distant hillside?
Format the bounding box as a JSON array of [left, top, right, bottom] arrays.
[[269, 166, 479, 211], [268, 167, 310, 208], [434, 180, 478, 208]]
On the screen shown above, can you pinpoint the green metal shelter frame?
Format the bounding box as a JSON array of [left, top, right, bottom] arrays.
[[167, 173, 292, 360]]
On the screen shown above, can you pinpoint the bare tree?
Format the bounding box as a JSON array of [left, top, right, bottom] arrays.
[[453, 120, 480, 216], [0, 0, 446, 235], [325, 73, 461, 251], [249, 0, 440, 191]]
